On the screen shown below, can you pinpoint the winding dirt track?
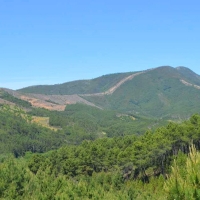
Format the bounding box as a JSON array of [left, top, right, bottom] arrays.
[[81, 72, 144, 97]]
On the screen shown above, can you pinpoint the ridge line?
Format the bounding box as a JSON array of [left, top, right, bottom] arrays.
[[80, 71, 145, 97]]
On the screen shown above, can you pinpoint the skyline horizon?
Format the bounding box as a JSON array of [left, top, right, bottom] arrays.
[[1, 1, 200, 89], [1, 65, 199, 90]]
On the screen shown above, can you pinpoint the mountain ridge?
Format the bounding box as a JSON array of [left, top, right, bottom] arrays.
[[17, 66, 200, 95], [18, 72, 135, 95], [1, 66, 200, 119]]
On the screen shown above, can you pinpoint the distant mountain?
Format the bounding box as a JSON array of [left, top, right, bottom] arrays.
[[2, 66, 200, 119], [18, 72, 133, 95]]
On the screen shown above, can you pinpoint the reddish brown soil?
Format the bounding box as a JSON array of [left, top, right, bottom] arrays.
[[1, 72, 144, 111]]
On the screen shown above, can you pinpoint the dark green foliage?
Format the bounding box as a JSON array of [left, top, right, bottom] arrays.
[[0, 156, 165, 199], [27, 114, 200, 181], [2, 114, 200, 199], [0, 105, 66, 157], [29, 103, 167, 144]]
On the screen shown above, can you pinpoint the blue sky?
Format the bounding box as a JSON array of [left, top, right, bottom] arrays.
[[1, 0, 200, 89]]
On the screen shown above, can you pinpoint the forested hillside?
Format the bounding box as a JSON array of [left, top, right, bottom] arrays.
[[29, 103, 167, 140], [0, 105, 66, 157], [0, 101, 166, 158], [18, 72, 133, 95], [1, 114, 200, 199], [84, 66, 200, 118]]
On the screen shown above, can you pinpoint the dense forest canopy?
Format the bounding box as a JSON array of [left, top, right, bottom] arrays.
[[1, 76, 200, 199], [0, 105, 66, 158], [1, 100, 200, 198]]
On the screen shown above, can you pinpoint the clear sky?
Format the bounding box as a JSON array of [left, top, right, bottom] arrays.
[[1, 0, 200, 89]]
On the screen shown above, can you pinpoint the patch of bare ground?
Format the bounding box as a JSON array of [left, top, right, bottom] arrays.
[[180, 79, 200, 89], [21, 94, 101, 110], [31, 116, 60, 130], [2, 88, 101, 111], [20, 95, 66, 111]]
